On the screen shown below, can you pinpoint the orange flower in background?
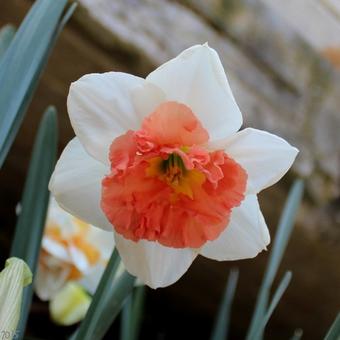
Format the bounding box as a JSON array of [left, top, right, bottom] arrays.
[[50, 44, 298, 288], [35, 199, 114, 301]]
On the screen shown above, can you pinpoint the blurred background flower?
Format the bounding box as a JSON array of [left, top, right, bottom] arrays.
[[35, 198, 114, 301], [35, 198, 114, 325]]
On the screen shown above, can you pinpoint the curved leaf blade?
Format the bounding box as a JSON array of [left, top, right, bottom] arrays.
[[246, 180, 304, 340], [72, 250, 135, 340], [211, 269, 239, 340], [0, 0, 70, 167], [325, 313, 340, 340], [0, 25, 16, 59], [10, 106, 58, 338]]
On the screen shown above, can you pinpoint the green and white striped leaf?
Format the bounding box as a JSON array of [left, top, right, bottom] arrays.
[[0, 258, 32, 336], [252, 271, 292, 340], [325, 313, 340, 340], [120, 286, 146, 340]]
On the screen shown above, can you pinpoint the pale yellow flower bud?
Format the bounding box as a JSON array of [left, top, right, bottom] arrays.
[[0, 257, 32, 337], [49, 282, 91, 326]]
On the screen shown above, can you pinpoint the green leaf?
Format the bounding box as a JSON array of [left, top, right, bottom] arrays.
[[120, 286, 146, 340], [324, 313, 340, 340], [129, 286, 146, 340], [10, 107, 58, 338], [0, 0, 72, 168], [210, 269, 239, 340], [72, 250, 136, 340], [57, 2, 78, 36], [0, 258, 32, 333], [0, 25, 16, 59], [246, 179, 304, 340], [253, 271, 292, 340]]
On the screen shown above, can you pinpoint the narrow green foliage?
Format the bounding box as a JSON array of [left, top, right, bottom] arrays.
[[73, 250, 136, 340], [57, 2, 78, 36], [325, 313, 340, 340], [211, 269, 239, 340], [120, 286, 146, 340], [0, 0, 72, 167], [0, 25, 16, 59], [121, 294, 134, 340], [9, 107, 57, 337], [246, 179, 304, 340], [253, 271, 292, 339]]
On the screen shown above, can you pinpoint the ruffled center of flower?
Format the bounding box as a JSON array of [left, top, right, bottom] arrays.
[[146, 154, 205, 200], [101, 101, 247, 248]]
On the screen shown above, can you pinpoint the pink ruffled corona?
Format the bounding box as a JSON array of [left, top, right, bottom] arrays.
[[101, 101, 247, 248]]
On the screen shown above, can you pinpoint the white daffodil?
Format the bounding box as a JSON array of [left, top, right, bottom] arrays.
[[50, 44, 298, 289], [35, 198, 114, 301]]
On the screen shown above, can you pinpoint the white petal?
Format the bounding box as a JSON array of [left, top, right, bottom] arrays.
[[86, 228, 115, 260], [69, 246, 89, 272], [221, 128, 299, 194], [42, 238, 70, 262], [35, 263, 70, 301], [147, 44, 243, 140], [68, 72, 164, 164], [115, 234, 197, 289], [49, 138, 112, 231], [78, 264, 105, 295], [200, 195, 270, 260]]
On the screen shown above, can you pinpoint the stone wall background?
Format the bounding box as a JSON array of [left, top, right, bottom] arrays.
[[0, 1, 339, 339]]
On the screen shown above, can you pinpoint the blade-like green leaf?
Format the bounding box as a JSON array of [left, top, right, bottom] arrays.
[[130, 286, 146, 340], [72, 250, 135, 340], [120, 293, 133, 340], [253, 271, 292, 340], [0, 25, 16, 59], [210, 269, 239, 340], [120, 286, 146, 340], [246, 179, 304, 340], [324, 313, 340, 340], [10, 107, 58, 338], [0, 0, 71, 167]]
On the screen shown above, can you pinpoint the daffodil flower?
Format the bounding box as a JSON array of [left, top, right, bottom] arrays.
[[50, 44, 298, 289], [35, 198, 115, 301]]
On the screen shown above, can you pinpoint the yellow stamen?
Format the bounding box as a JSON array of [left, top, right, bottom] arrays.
[[146, 153, 205, 199]]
